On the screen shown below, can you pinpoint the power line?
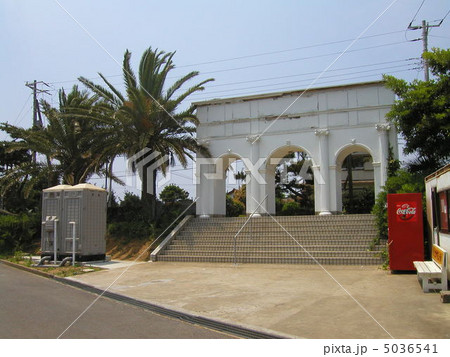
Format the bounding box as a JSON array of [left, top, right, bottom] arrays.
[[408, 0, 426, 28], [47, 63, 418, 104], [440, 8, 450, 24], [12, 93, 32, 126], [192, 41, 411, 76], [429, 34, 450, 40], [46, 30, 409, 86], [203, 58, 418, 89], [177, 30, 407, 68], [190, 65, 418, 98], [192, 68, 417, 101], [45, 53, 418, 98]]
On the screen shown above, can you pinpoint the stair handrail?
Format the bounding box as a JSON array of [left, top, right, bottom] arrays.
[[233, 195, 268, 265], [149, 198, 198, 261]]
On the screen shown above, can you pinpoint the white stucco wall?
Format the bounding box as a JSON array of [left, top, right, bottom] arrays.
[[425, 165, 450, 277], [194, 81, 397, 216]]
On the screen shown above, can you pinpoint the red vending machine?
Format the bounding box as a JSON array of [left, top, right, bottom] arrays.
[[387, 193, 424, 271]]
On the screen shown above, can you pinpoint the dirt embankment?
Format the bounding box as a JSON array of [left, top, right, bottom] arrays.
[[106, 237, 154, 261]]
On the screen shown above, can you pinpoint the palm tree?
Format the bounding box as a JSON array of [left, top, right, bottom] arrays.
[[0, 85, 113, 196], [79, 47, 213, 218]]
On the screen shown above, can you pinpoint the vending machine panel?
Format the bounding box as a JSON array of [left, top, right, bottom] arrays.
[[387, 193, 424, 271]]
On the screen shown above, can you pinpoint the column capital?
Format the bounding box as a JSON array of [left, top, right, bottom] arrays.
[[198, 139, 210, 146], [246, 134, 260, 144], [375, 123, 390, 132], [314, 128, 329, 136]]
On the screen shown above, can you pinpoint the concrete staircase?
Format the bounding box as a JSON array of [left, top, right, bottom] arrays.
[[155, 214, 384, 265]]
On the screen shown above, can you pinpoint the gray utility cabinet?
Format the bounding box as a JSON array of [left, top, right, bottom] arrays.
[[41, 183, 107, 261]]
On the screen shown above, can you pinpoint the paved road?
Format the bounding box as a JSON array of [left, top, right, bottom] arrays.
[[0, 264, 231, 338]]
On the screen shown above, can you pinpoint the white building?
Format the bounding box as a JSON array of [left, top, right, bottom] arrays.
[[425, 164, 450, 266], [194, 81, 398, 217]]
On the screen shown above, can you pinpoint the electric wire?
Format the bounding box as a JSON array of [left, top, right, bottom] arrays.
[[429, 34, 450, 40], [203, 58, 418, 89], [45, 57, 418, 96], [408, 0, 426, 28], [177, 30, 407, 68], [12, 93, 32, 126], [439, 8, 450, 24], [45, 30, 410, 86], [205, 63, 417, 93], [185, 41, 411, 76], [190, 67, 418, 99]]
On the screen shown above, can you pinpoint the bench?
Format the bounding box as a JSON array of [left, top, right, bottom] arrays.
[[413, 244, 448, 292]]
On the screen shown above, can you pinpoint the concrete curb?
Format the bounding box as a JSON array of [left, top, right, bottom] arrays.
[[0, 259, 297, 339]]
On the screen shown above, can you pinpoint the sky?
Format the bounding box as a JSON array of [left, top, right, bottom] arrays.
[[1, 0, 449, 199]]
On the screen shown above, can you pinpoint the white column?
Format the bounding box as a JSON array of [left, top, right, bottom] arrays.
[[246, 135, 262, 216], [376, 123, 390, 191], [312, 165, 321, 214], [262, 166, 276, 215], [213, 168, 227, 216], [372, 162, 382, 197], [196, 161, 213, 218], [315, 128, 331, 215], [329, 165, 338, 214]]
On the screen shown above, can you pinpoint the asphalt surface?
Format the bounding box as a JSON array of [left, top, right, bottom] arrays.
[[0, 263, 232, 339]]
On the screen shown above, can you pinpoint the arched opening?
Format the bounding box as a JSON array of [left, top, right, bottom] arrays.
[[225, 157, 246, 216], [266, 145, 315, 216], [336, 146, 375, 214]]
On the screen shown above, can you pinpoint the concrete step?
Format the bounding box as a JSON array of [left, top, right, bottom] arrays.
[[172, 238, 375, 245], [160, 250, 381, 258], [167, 243, 383, 251], [179, 230, 375, 239], [153, 214, 383, 266], [157, 255, 384, 265]]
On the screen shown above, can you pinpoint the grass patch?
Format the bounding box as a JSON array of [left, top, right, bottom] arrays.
[[38, 265, 103, 278], [4, 252, 103, 277]]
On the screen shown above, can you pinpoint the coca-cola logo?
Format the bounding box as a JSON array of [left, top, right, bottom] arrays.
[[396, 203, 416, 221]]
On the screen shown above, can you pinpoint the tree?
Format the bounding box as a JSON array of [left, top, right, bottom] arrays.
[[234, 170, 246, 189], [275, 152, 314, 215], [159, 184, 189, 204], [0, 86, 114, 199], [79, 47, 213, 218], [0, 144, 30, 174], [226, 196, 245, 217], [0, 86, 113, 192], [0, 142, 41, 213], [384, 48, 450, 174]]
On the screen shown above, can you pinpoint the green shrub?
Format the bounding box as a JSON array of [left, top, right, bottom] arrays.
[[107, 221, 153, 240], [0, 213, 40, 254], [372, 169, 425, 243], [279, 201, 314, 216], [281, 201, 301, 216], [226, 196, 245, 217], [343, 187, 375, 214], [159, 184, 189, 204], [107, 193, 153, 240]]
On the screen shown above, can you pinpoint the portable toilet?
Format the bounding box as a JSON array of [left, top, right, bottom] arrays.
[[41, 183, 107, 261], [41, 185, 72, 260]]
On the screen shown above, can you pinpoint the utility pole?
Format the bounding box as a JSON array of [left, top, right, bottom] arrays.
[[25, 80, 50, 162], [408, 19, 444, 81], [421, 20, 429, 81]]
